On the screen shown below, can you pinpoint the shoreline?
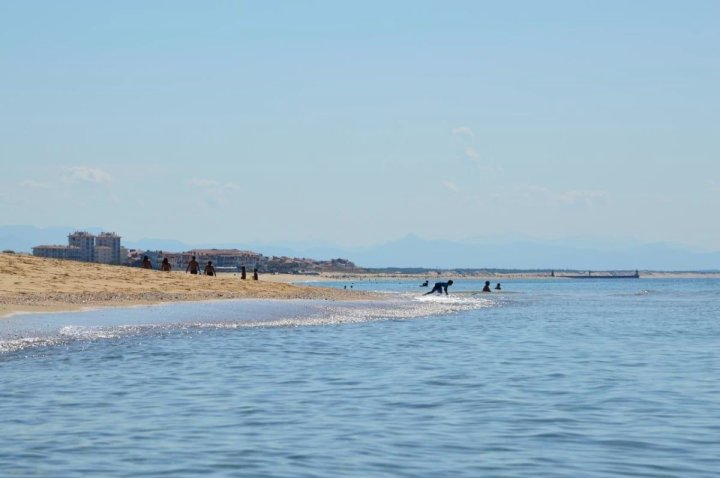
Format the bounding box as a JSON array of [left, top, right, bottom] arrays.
[[3, 253, 719, 319], [0, 254, 372, 319]]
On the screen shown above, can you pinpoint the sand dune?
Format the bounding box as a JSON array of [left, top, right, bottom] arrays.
[[0, 254, 369, 317]]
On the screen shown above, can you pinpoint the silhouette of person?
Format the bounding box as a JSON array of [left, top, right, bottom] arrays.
[[241, 265, 246, 280], [424, 280, 454, 295], [161, 257, 171, 272], [482, 281, 491, 292], [186, 255, 200, 274], [420, 280, 429, 287], [495, 283, 501, 290], [253, 267, 259, 280], [204, 261, 216, 276], [142, 255, 152, 269]]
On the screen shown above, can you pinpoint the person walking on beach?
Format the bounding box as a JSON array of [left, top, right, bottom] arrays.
[[424, 280, 454, 295], [186, 256, 200, 274], [482, 281, 491, 292], [142, 255, 152, 269], [253, 267, 259, 280], [161, 258, 172, 272], [204, 261, 216, 276], [241, 265, 246, 280]]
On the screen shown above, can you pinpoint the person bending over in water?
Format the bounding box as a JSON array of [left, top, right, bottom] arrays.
[[186, 255, 200, 274], [204, 261, 216, 276], [424, 280, 454, 295], [161, 257, 172, 272], [482, 281, 491, 292]]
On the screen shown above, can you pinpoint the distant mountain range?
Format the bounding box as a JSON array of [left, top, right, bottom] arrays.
[[2, 226, 719, 271]]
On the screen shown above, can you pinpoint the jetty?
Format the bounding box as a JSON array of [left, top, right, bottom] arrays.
[[552, 270, 640, 279]]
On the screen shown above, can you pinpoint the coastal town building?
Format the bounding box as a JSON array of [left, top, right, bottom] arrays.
[[31, 245, 81, 260], [162, 249, 263, 272], [96, 232, 122, 264], [94, 246, 114, 264], [33, 231, 123, 265], [68, 231, 95, 262], [32, 232, 358, 274]]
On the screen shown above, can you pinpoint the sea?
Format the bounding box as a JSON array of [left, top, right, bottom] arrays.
[[1, 278, 719, 477]]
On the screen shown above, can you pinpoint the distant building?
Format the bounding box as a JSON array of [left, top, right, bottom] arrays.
[[163, 249, 263, 272], [96, 232, 122, 264], [95, 246, 114, 264], [68, 231, 95, 262], [33, 231, 123, 265], [32, 245, 80, 260]]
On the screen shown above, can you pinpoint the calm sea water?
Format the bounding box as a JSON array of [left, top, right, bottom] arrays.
[[1, 278, 719, 477]]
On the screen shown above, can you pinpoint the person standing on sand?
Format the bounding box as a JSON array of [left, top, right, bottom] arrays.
[[186, 256, 200, 274], [241, 265, 246, 280], [424, 280, 454, 295], [142, 255, 152, 269], [161, 258, 172, 272], [204, 261, 216, 276], [482, 281, 491, 292], [253, 267, 259, 280]]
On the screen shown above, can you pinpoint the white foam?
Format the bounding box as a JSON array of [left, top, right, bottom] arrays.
[[0, 295, 497, 355]]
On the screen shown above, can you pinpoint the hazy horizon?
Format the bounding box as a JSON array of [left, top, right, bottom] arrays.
[[4, 224, 720, 271]]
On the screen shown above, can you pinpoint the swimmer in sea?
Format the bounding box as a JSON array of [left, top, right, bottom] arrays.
[[424, 280, 454, 295], [495, 283, 501, 290], [482, 281, 491, 292]]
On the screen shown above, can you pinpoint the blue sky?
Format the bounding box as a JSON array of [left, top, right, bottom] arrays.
[[1, 1, 719, 249]]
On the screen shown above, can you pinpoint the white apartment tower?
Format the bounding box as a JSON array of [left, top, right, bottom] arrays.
[[68, 231, 95, 262], [96, 232, 122, 264]]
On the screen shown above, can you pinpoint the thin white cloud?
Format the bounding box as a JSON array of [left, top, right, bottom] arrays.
[[188, 178, 222, 188], [443, 181, 460, 193], [464, 147, 481, 161], [452, 126, 474, 137], [462, 147, 501, 174], [518, 185, 608, 205], [557, 190, 608, 205], [188, 178, 240, 192], [62, 166, 112, 184], [188, 178, 241, 208], [19, 180, 50, 189]]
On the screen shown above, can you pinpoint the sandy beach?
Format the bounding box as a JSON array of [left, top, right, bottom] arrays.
[[0, 253, 370, 318]]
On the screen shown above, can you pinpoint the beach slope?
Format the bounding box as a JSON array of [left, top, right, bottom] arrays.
[[0, 254, 366, 317]]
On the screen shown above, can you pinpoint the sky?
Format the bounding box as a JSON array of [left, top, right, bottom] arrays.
[[1, 1, 719, 249]]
